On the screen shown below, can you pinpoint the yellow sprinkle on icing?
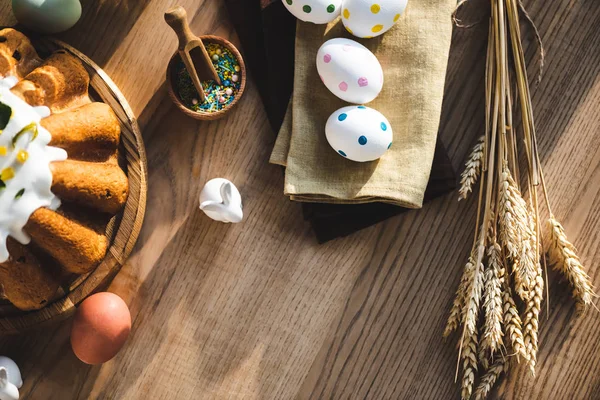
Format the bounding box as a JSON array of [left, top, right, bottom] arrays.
[[372, 24, 384, 33], [394, 13, 401, 22], [345, 26, 353, 35], [343, 8, 350, 19], [1, 167, 14, 181], [16, 150, 28, 163], [370, 4, 380, 13], [0, 146, 6, 156]]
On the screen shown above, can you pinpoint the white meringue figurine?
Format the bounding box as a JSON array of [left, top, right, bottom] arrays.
[[0, 356, 21, 400], [199, 178, 243, 223]]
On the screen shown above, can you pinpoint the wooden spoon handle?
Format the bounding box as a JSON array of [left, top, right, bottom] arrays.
[[165, 6, 196, 51]]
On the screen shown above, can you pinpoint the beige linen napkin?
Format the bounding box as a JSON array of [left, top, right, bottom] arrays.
[[270, 0, 456, 208]]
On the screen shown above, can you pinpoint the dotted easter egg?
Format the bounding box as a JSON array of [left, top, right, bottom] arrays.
[[326, 105, 393, 162], [342, 0, 408, 38], [282, 0, 342, 24], [316, 38, 383, 104]]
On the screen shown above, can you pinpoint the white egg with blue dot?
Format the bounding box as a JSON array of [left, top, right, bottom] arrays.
[[282, 0, 342, 24], [326, 105, 393, 162]]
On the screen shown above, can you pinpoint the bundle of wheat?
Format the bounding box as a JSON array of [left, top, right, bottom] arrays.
[[445, 0, 597, 398]]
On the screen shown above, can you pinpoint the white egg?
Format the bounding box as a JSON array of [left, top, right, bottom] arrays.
[[282, 0, 342, 24], [341, 0, 408, 38], [316, 38, 383, 104], [326, 105, 393, 162]]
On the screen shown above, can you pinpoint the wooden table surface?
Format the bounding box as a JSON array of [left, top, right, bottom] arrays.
[[1, 1, 600, 399]]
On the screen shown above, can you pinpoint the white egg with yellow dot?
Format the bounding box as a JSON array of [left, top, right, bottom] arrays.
[[341, 0, 408, 38], [325, 105, 393, 162], [282, 0, 342, 24]]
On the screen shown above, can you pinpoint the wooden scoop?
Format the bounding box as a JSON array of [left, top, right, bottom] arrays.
[[164, 6, 221, 102]]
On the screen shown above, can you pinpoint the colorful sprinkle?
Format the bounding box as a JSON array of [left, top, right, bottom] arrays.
[[1, 167, 14, 181], [16, 150, 28, 163], [345, 26, 353, 34], [388, 142, 392, 149], [286, 0, 292, 4], [343, 8, 350, 18], [372, 24, 384, 33], [303, 5, 312, 13], [370, 4, 381, 13], [338, 150, 347, 157], [381, 122, 387, 131], [357, 105, 366, 109], [175, 42, 242, 114], [338, 113, 347, 121], [394, 13, 401, 22], [338, 81, 348, 92], [327, 4, 336, 13], [0, 146, 6, 156], [323, 54, 332, 63], [358, 77, 368, 87], [358, 136, 368, 145]]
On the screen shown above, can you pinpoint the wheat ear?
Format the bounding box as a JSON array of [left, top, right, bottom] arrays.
[[523, 262, 543, 374], [461, 327, 479, 400], [460, 248, 485, 399], [547, 217, 596, 312], [473, 358, 507, 400], [502, 280, 526, 361], [498, 169, 537, 300], [444, 258, 476, 338], [459, 135, 485, 201], [482, 241, 504, 355]]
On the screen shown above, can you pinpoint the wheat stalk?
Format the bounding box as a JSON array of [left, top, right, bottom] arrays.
[[459, 135, 486, 201], [547, 217, 596, 312], [473, 358, 507, 400], [482, 241, 504, 355], [522, 262, 543, 374]]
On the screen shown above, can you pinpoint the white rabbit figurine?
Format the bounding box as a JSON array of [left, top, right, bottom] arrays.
[[0, 368, 19, 400], [199, 178, 243, 223]]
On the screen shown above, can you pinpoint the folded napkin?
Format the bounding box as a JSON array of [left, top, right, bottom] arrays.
[[224, 0, 456, 242], [272, 0, 456, 208]]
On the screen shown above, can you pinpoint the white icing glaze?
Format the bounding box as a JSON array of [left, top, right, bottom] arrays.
[[0, 77, 67, 263]]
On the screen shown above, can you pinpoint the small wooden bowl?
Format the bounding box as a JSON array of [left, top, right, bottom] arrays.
[[166, 35, 246, 121]]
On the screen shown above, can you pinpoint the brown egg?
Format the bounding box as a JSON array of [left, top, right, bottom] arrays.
[[70, 292, 132, 365]]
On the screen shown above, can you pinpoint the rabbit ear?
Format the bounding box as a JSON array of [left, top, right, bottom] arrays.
[[0, 367, 7, 387], [220, 182, 233, 205], [200, 202, 225, 214]]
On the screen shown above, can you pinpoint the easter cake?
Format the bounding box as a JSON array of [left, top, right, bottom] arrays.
[[0, 29, 129, 311]]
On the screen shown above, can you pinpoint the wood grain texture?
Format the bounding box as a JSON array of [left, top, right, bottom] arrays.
[[1, 0, 599, 399]]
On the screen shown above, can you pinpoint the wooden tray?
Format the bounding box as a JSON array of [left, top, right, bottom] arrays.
[[0, 38, 148, 334]]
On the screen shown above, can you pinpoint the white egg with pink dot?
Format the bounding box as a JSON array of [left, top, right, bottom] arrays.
[[316, 38, 383, 104]]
